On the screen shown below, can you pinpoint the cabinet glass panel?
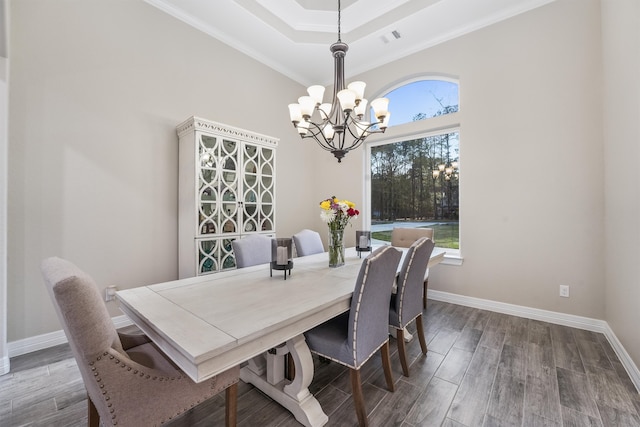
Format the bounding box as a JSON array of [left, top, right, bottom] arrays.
[[262, 148, 273, 162], [261, 191, 273, 204], [201, 135, 217, 150], [222, 139, 238, 169], [221, 238, 236, 270], [199, 201, 217, 235], [261, 163, 273, 176], [245, 174, 257, 187], [198, 239, 219, 275]]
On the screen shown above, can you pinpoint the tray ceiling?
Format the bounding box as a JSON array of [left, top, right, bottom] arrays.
[[146, 0, 556, 86]]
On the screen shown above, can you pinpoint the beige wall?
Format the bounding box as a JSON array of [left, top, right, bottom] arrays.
[[602, 0, 640, 370], [7, 0, 315, 341], [328, 0, 606, 319]]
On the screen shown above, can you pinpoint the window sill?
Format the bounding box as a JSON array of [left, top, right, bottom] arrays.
[[440, 249, 463, 266]]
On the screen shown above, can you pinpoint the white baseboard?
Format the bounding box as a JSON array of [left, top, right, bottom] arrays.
[[7, 315, 133, 359], [603, 323, 640, 393], [427, 289, 640, 393]]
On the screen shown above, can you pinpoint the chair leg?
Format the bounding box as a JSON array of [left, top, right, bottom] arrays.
[[416, 314, 428, 355], [395, 328, 410, 377], [87, 397, 99, 427], [381, 341, 395, 391], [350, 369, 368, 427], [423, 278, 429, 309], [225, 383, 238, 427]]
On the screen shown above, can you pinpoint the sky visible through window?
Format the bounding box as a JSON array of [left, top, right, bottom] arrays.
[[377, 80, 459, 126]]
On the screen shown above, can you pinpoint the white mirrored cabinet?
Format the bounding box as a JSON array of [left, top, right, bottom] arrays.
[[177, 117, 278, 277]]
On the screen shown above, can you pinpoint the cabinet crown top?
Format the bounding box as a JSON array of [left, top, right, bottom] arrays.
[[177, 116, 279, 147]]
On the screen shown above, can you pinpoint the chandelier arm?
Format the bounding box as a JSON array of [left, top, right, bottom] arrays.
[[339, 127, 366, 151], [300, 122, 340, 152]]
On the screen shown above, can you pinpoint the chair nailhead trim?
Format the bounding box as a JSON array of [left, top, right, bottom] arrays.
[[88, 351, 232, 426]]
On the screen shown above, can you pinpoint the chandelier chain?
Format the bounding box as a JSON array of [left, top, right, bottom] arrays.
[[337, 0, 341, 42]]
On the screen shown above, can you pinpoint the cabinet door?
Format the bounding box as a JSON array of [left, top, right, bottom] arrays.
[[219, 138, 240, 235], [258, 146, 275, 232], [242, 144, 275, 233], [197, 134, 241, 237], [242, 144, 259, 233], [198, 134, 219, 236]]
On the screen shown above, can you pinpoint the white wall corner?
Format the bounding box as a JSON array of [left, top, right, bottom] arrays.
[[0, 355, 9, 375], [7, 315, 133, 359], [427, 289, 640, 394], [603, 323, 640, 396]]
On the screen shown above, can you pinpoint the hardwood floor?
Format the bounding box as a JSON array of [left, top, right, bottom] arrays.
[[2, 300, 639, 426]]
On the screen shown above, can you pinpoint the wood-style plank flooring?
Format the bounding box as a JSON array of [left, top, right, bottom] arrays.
[[2, 300, 639, 426]]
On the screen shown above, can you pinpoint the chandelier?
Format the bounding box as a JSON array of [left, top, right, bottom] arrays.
[[287, 0, 390, 163], [432, 162, 459, 181]]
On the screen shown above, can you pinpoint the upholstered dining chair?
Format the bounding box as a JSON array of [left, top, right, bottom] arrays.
[[292, 229, 325, 257], [390, 227, 435, 309], [304, 246, 402, 426], [41, 257, 240, 427], [231, 234, 273, 268], [389, 237, 435, 377]]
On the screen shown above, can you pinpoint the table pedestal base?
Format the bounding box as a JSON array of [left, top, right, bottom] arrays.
[[240, 334, 328, 427], [389, 326, 414, 342]]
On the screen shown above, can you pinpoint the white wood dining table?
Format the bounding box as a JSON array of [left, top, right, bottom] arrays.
[[116, 246, 445, 427]]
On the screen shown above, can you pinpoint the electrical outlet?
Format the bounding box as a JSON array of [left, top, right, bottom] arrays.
[[105, 285, 118, 302], [559, 285, 570, 298]]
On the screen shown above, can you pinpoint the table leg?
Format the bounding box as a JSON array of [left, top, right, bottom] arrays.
[[240, 334, 328, 427]]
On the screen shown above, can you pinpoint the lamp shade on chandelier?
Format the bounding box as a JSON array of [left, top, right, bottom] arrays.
[[288, 0, 390, 163]]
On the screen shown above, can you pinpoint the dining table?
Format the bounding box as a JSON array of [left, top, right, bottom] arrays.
[[116, 245, 445, 427]]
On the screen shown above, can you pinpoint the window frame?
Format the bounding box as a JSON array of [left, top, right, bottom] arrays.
[[362, 77, 463, 265]]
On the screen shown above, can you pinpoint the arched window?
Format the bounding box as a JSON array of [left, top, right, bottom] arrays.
[[372, 79, 459, 127], [366, 77, 461, 260]]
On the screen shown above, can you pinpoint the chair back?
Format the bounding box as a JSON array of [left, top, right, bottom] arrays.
[[232, 234, 273, 268], [41, 257, 127, 412], [391, 227, 434, 248], [292, 229, 324, 256], [348, 246, 401, 367], [394, 237, 435, 326]]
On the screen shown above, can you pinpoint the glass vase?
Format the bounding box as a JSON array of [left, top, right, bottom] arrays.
[[328, 228, 345, 268]]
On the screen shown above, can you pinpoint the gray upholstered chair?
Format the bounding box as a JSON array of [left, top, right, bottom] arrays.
[[231, 234, 273, 268], [304, 246, 402, 426], [41, 257, 240, 427], [389, 237, 435, 377], [390, 227, 435, 309], [292, 229, 324, 257]]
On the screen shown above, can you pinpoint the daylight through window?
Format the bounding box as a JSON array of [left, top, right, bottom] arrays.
[[367, 79, 460, 251]]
